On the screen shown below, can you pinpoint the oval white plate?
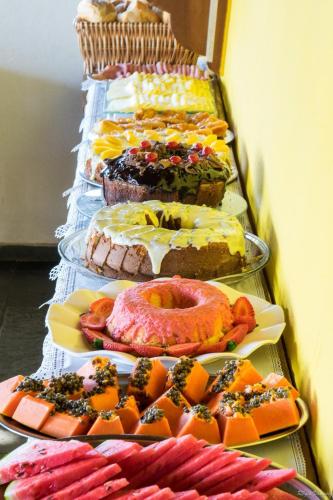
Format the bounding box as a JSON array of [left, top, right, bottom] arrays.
[[47, 280, 285, 368], [76, 189, 247, 220]]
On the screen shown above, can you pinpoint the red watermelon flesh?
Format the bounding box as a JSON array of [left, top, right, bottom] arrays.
[[42, 463, 121, 500], [130, 435, 201, 488], [95, 440, 142, 463], [173, 491, 200, 499], [201, 458, 258, 495], [146, 488, 175, 500], [0, 440, 92, 485], [110, 485, 160, 499], [4, 456, 107, 500], [231, 491, 251, 499], [218, 459, 271, 493], [76, 478, 129, 500], [247, 492, 268, 499], [245, 470, 297, 493], [266, 488, 297, 499], [122, 438, 177, 480], [207, 495, 233, 499], [158, 445, 225, 488], [178, 451, 241, 491]]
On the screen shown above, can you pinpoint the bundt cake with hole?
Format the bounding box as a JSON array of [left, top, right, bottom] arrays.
[[101, 141, 231, 207], [85, 200, 245, 281]]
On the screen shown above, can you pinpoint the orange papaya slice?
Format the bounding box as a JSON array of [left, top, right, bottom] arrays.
[[177, 404, 220, 444], [148, 386, 191, 435], [12, 395, 55, 430], [40, 412, 91, 438], [134, 407, 172, 437], [217, 412, 260, 446], [87, 412, 124, 435], [248, 388, 300, 435], [127, 358, 167, 405], [89, 385, 119, 412], [0, 376, 26, 417], [261, 373, 299, 399], [115, 395, 140, 433], [166, 357, 209, 404], [206, 360, 262, 397]]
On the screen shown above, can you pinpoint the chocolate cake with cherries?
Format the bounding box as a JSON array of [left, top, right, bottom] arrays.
[[101, 141, 231, 207]]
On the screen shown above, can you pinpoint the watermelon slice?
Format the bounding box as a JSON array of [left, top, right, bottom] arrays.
[[130, 435, 202, 488], [76, 478, 129, 500], [120, 439, 176, 478], [177, 451, 241, 491], [266, 488, 297, 499], [4, 456, 107, 500], [231, 491, 251, 499], [112, 486, 160, 499], [218, 459, 271, 493], [0, 440, 92, 485], [173, 491, 200, 499], [158, 445, 225, 488], [96, 440, 142, 463], [199, 458, 258, 495], [42, 463, 121, 500], [246, 470, 297, 493], [146, 488, 175, 500]]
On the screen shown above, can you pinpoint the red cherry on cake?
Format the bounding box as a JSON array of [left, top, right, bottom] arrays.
[[188, 153, 199, 164], [128, 147, 139, 155], [170, 155, 182, 165], [166, 141, 179, 149], [193, 142, 203, 151], [202, 146, 214, 156], [145, 152, 158, 162], [140, 140, 151, 149]]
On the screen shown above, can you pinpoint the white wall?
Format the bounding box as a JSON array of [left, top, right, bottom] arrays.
[[0, 0, 82, 245]]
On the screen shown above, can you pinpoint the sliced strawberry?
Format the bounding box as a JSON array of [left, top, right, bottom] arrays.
[[80, 312, 106, 330], [130, 344, 165, 357], [82, 328, 132, 352], [166, 342, 201, 357], [89, 297, 115, 318], [234, 315, 257, 332], [196, 341, 227, 355], [218, 324, 249, 351], [232, 297, 255, 318]]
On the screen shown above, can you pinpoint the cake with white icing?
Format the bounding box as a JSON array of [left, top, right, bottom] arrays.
[[85, 200, 245, 281]]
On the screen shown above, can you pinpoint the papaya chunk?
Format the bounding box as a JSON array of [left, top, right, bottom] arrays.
[[177, 405, 220, 444], [77, 357, 111, 379], [127, 358, 167, 405], [166, 357, 210, 404], [12, 395, 54, 430], [261, 373, 299, 399], [115, 395, 140, 433], [40, 412, 91, 438], [0, 375, 26, 417], [135, 407, 172, 437], [206, 360, 263, 397], [89, 385, 119, 411], [87, 413, 124, 435], [249, 390, 300, 435], [217, 412, 260, 446], [148, 386, 191, 435]]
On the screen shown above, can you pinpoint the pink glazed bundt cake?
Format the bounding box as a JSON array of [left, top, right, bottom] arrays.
[[106, 278, 234, 347]]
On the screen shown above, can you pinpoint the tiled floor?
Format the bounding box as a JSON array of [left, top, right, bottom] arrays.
[[0, 262, 55, 453]]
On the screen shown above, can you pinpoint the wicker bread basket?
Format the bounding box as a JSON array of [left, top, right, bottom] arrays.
[[75, 19, 199, 73]]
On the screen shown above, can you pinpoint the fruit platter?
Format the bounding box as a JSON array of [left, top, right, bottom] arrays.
[[0, 436, 325, 499], [0, 356, 308, 447], [46, 279, 285, 365]]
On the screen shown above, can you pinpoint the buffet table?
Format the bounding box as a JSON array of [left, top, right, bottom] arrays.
[[33, 79, 314, 480]]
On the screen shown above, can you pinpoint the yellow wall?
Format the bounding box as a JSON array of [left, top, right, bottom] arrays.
[[222, 0, 333, 491]]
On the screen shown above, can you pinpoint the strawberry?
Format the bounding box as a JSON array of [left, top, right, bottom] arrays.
[[89, 297, 115, 319], [80, 312, 106, 330], [130, 344, 165, 357], [140, 140, 151, 148], [166, 342, 201, 357], [234, 315, 257, 332], [82, 328, 132, 352], [232, 296, 255, 318], [196, 341, 227, 355], [218, 324, 249, 352]]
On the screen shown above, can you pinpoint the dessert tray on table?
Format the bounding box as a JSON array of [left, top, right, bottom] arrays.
[[46, 281, 283, 365], [76, 188, 248, 220], [58, 229, 270, 286]]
